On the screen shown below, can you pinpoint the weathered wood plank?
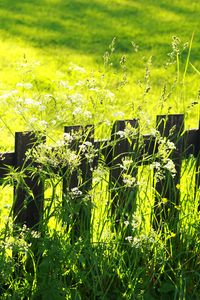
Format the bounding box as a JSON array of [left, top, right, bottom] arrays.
[[154, 114, 184, 231], [63, 125, 94, 241], [14, 132, 45, 229], [109, 119, 139, 228]]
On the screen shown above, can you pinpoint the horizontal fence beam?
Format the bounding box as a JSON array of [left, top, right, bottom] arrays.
[[0, 128, 199, 179]]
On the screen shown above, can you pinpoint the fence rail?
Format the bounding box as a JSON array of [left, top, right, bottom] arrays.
[[0, 114, 199, 236]]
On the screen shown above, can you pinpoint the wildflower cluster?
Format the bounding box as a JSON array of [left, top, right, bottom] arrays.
[[0, 60, 127, 142], [150, 133, 177, 181], [119, 156, 138, 188], [116, 124, 138, 140], [0, 224, 36, 255], [27, 133, 81, 173], [125, 231, 156, 249], [125, 213, 157, 250], [79, 141, 97, 165], [166, 36, 188, 67], [93, 165, 108, 185]]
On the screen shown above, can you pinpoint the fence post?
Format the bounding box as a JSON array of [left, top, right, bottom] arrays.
[[109, 119, 139, 229], [154, 114, 184, 231], [14, 132, 45, 229], [63, 125, 94, 241]]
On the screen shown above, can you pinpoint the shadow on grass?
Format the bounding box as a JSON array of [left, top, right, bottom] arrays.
[[0, 0, 199, 61]]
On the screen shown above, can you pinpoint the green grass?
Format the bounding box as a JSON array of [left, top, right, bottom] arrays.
[[0, 0, 200, 94], [0, 0, 200, 61], [0, 0, 199, 147]]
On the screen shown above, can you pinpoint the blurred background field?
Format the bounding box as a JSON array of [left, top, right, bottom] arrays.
[[0, 0, 199, 149]]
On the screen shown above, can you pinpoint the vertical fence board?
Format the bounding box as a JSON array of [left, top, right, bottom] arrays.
[[63, 125, 94, 241], [109, 119, 139, 228], [154, 114, 184, 230], [14, 132, 44, 229]]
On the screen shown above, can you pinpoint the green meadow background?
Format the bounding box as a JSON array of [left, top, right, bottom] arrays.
[[0, 1, 200, 145], [1, 0, 200, 65]]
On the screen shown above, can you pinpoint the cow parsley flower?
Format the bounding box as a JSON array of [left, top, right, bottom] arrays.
[[16, 82, 33, 89], [120, 157, 133, 171], [122, 174, 137, 187]]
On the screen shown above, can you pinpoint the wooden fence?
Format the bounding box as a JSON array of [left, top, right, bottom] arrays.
[[0, 114, 199, 237]]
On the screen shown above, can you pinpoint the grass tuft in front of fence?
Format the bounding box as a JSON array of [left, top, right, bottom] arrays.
[[0, 113, 200, 299]]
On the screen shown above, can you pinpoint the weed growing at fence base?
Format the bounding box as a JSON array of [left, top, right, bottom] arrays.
[[0, 109, 200, 299]]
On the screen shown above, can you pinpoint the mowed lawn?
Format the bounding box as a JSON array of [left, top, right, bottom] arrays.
[[0, 0, 199, 148], [1, 0, 200, 63]]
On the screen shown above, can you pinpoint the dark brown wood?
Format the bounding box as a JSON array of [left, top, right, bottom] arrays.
[[183, 129, 199, 157], [14, 132, 45, 229], [154, 114, 184, 231], [63, 125, 94, 241], [0, 127, 199, 179], [109, 119, 139, 228]]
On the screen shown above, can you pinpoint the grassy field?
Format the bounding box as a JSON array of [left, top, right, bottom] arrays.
[[1, 0, 200, 63], [0, 1, 200, 299], [0, 0, 200, 146]]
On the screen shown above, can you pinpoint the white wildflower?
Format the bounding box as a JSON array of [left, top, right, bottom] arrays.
[[79, 142, 95, 163], [132, 237, 141, 248], [89, 87, 100, 92], [164, 159, 176, 175], [70, 187, 82, 197], [120, 157, 133, 171], [116, 130, 125, 138], [60, 80, 73, 90], [64, 132, 73, 143], [69, 93, 84, 103], [30, 117, 38, 124], [131, 213, 141, 229], [24, 98, 37, 105], [51, 120, 57, 126], [122, 174, 136, 187], [124, 125, 138, 138], [69, 64, 86, 74], [44, 93, 54, 99], [166, 140, 176, 150], [105, 120, 111, 126], [150, 161, 161, 170], [73, 107, 82, 115], [150, 129, 160, 137], [31, 230, 41, 239], [56, 139, 65, 147], [93, 166, 107, 184], [0, 90, 18, 99], [83, 110, 92, 119], [105, 90, 115, 100], [39, 120, 48, 128], [124, 220, 129, 226], [125, 236, 133, 243], [38, 105, 46, 111], [75, 80, 85, 87], [113, 111, 125, 118], [16, 82, 33, 89]]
